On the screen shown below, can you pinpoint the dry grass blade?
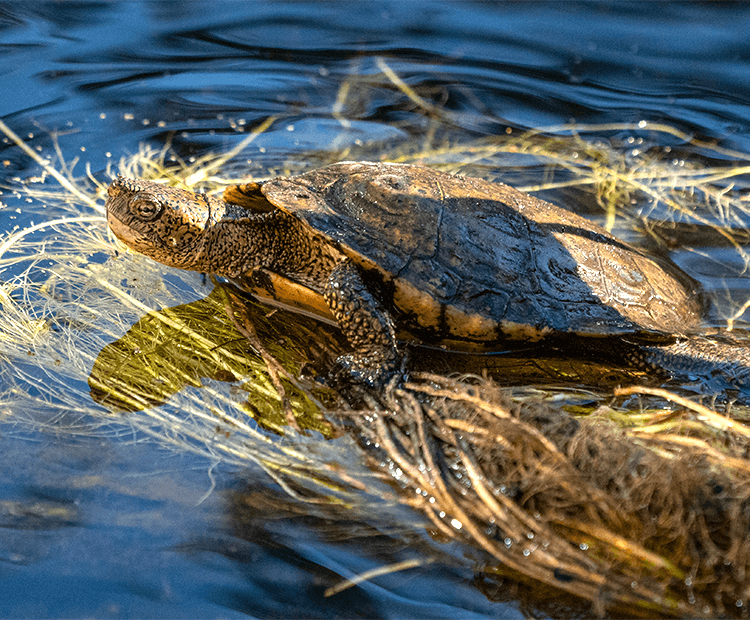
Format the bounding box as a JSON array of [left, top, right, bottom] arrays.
[[615, 385, 750, 439], [324, 557, 432, 597], [0, 119, 101, 211]]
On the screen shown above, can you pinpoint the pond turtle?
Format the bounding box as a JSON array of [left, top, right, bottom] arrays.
[[105, 161, 749, 388]]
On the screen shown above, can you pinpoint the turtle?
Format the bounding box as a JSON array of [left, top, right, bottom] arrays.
[[104, 161, 750, 388]]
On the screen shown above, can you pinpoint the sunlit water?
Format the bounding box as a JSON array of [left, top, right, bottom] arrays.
[[2, 2, 750, 617]]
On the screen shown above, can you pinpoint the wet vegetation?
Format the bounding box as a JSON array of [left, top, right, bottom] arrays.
[[3, 63, 750, 617]]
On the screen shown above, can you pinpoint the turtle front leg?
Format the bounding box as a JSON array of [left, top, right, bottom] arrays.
[[323, 260, 401, 388]]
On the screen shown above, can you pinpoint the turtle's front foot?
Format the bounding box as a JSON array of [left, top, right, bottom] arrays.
[[328, 351, 407, 406], [332, 352, 403, 390]]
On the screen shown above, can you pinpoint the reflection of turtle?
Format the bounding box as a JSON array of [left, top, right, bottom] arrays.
[[105, 161, 747, 387]]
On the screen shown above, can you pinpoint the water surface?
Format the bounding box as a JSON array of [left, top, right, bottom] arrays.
[[1, 2, 750, 617]]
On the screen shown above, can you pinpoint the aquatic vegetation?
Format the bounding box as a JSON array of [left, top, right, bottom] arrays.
[[3, 75, 750, 615]]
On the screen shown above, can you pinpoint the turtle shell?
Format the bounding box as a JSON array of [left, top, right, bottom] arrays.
[[258, 162, 702, 346]]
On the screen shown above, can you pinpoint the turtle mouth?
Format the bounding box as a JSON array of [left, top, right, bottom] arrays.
[[107, 210, 148, 248]]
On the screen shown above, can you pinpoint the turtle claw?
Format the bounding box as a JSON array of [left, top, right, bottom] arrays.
[[329, 353, 404, 404], [334, 353, 400, 388]]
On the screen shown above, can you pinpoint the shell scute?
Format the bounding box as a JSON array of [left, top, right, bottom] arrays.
[[257, 162, 701, 343]]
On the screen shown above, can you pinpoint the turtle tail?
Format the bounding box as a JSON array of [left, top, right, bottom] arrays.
[[636, 335, 750, 391]]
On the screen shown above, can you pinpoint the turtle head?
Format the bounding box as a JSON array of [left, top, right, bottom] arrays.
[[106, 177, 226, 271]]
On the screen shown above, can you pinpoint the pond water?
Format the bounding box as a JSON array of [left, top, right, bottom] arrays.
[[2, 2, 750, 617]]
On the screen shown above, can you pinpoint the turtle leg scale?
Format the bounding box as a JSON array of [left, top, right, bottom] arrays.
[[323, 260, 401, 388]]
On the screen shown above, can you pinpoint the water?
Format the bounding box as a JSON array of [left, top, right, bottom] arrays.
[[1, 2, 750, 617]]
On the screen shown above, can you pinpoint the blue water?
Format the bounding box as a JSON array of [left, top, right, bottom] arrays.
[[1, 2, 750, 617]]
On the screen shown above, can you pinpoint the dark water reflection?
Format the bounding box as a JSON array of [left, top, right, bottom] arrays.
[[4, 2, 750, 173], [0, 426, 505, 619], [2, 1, 750, 617]]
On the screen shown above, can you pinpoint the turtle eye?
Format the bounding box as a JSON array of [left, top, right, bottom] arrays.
[[132, 198, 161, 221]]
